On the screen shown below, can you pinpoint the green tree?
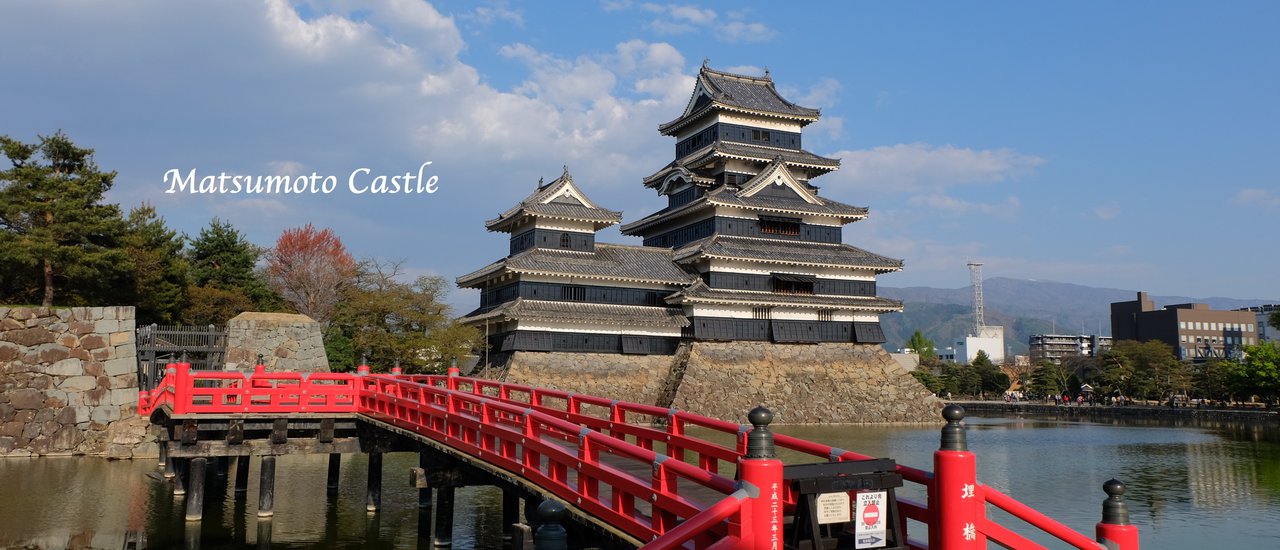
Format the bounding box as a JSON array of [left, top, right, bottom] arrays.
[[1232, 342, 1280, 405], [971, 351, 1010, 395], [1029, 361, 1069, 397], [331, 259, 481, 372], [188, 218, 282, 315], [1101, 340, 1188, 401], [0, 132, 125, 307], [940, 362, 980, 397], [180, 285, 254, 326], [1269, 310, 1280, 333], [905, 330, 937, 363], [1193, 359, 1235, 402], [121, 204, 188, 324], [910, 370, 944, 395]]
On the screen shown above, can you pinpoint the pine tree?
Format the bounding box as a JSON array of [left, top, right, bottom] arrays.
[[187, 218, 282, 316], [0, 132, 125, 307], [122, 204, 189, 324]]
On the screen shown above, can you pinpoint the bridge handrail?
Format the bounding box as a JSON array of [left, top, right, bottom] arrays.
[[982, 485, 1104, 549], [358, 375, 739, 546], [139, 368, 1138, 550]]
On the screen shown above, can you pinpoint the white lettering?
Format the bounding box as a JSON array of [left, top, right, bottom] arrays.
[[164, 169, 196, 193], [320, 176, 337, 193], [349, 168, 371, 194]]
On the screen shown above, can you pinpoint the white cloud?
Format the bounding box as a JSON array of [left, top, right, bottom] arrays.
[[267, 161, 305, 177], [458, 5, 524, 27], [1093, 200, 1120, 220], [722, 21, 777, 43], [907, 194, 1021, 218], [624, 3, 774, 42], [1231, 188, 1280, 210], [828, 143, 1045, 194]]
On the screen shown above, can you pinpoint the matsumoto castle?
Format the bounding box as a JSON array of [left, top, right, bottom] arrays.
[[458, 64, 904, 362]]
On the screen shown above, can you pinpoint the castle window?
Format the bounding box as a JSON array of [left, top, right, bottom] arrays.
[[773, 273, 815, 295], [751, 129, 771, 143], [759, 216, 800, 236], [753, 307, 772, 320], [561, 286, 586, 301], [560, 233, 571, 248], [817, 310, 834, 322]]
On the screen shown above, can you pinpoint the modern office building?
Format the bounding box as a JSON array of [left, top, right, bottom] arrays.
[[1238, 305, 1278, 343], [1111, 291, 1258, 361], [1028, 334, 1113, 365]]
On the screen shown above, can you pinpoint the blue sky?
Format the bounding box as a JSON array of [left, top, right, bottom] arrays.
[[3, 1, 1277, 314]]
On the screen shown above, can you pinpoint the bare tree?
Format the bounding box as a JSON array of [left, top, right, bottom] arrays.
[[264, 224, 356, 325]]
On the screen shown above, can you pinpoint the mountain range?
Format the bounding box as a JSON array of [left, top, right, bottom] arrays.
[[877, 277, 1276, 356]]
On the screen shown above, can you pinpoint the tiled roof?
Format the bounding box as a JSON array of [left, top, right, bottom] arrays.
[[660, 65, 820, 133], [674, 235, 904, 272], [669, 281, 903, 311], [704, 186, 868, 218], [689, 141, 839, 169], [460, 298, 690, 328], [457, 243, 696, 286], [486, 168, 622, 231], [643, 142, 839, 188]]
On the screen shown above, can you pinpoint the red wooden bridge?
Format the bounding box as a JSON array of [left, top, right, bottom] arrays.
[[139, 363, 1140, 550]]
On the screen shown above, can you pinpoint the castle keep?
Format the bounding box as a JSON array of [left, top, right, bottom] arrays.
[[457, 64, 937, 422]]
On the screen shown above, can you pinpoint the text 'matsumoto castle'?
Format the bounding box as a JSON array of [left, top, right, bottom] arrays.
[[458, 64, 904, 363]]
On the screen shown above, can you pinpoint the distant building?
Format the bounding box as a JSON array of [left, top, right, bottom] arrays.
[[950, 326, 1005, 365], [1110, 291, 1258, 361], [1028, 334, 1113, 365], [1237, 304, 1279, 343]]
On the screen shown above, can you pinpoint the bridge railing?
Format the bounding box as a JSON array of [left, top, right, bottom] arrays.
[[357, 374, 744, 547], [138, 366, 1139, 550]]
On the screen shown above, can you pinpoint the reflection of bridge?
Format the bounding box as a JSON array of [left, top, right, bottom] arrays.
[[139, 364, 1139, 549]]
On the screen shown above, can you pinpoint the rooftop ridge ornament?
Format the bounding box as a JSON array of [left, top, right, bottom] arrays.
[[561, 165, 571, 183], [537, 176, 543, 189]]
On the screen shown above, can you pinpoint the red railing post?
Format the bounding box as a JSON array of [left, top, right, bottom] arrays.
[[735, 406, 783, 550], [173, 363, 191, 415], [447, 357, 459, 391], [932, 404, 984, 549], [1096, 479, 1139, 549]]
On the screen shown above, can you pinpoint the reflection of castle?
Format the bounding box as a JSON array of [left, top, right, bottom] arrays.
[[458, 64, 903, 360]]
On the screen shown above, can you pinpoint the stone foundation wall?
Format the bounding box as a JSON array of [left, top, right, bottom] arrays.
[[673, 342, 941, 423], [224, 312, 328, 372], [503, 351, 676, 407], [0, 306, 154, 458], [498, 342, 941, 424]]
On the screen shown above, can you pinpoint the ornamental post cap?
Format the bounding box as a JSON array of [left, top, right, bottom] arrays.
[[747, 405, 773, 427]]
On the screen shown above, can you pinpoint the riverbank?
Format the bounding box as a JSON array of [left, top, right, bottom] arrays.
[[953, 400, 1280, 424]]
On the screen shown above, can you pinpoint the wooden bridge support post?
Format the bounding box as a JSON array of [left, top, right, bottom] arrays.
[[172, 458, 187, 496], [736, 406, 783, 550], [235, 456, 250, 496], [256, 517, 272, 550], [258, 455, 277, 518], [502, 489, 519, 547], [367, 452, 383, 512], [432, 486, 455, 548], [184, 457, 207, 521], [327, 453, 341, 495], [1096, 479, 1140, 550], [932, 405, 984, 550], [418, 451, 434, 509], [162, 446, 176, 479]]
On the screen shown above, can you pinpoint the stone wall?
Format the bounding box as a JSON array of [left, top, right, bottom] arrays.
[[500, 342, 942, 424], [673, 342, 941, 423], [224, 312, 328, 372], [504, 351, 676, 408], [0, 306, 154, 458]]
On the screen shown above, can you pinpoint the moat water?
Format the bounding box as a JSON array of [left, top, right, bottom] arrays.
[[1, 413, 1277, 549]]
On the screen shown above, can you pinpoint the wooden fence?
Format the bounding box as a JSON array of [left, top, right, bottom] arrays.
[[135, 324, 227, 391]]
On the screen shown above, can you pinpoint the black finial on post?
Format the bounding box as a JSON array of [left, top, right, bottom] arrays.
[[533, 500, 568, 550], [256, 353, 264, 365], [180, 351, 188, 363], [940, 404, 968, 451], [1101, 479, 1130, 526], [745, 405, 776, 459]]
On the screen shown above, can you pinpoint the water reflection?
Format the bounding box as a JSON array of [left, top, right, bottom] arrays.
[[0, 415, 1277, 549]]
